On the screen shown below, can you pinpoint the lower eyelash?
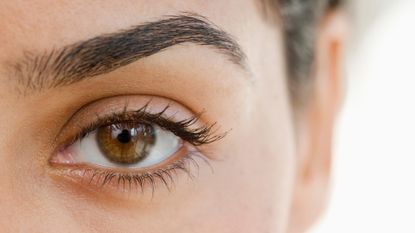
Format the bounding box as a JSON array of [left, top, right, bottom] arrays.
[[60, 150, 211, 196]]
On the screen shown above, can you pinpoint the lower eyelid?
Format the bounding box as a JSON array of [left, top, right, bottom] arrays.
[[49, 148, 208, 198]]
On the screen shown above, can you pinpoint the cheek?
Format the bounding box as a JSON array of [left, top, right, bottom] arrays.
[[214, 70, 297, 231], [206, 143, 296, 232], [188, 86, 297, 232]]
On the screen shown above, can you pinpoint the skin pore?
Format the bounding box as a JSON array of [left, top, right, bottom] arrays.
[[0, 1, 346, 233]]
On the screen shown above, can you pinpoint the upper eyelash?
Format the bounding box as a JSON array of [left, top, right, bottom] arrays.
[[72, 103, 226, 146]]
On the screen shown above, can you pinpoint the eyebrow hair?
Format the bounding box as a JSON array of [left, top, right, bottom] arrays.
[[11, 13, 247, 91]]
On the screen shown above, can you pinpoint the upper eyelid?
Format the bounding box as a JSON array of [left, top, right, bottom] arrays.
[[75, 107, 192, 139], [75, 107, 222, 147], [54, 96, 223, 148], [54, 95, 196, 143]]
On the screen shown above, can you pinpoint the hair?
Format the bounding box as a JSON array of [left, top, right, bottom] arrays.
[[263, 0, 342, 106]]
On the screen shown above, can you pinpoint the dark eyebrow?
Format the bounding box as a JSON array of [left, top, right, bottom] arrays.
[[11, 13, 247, 91]]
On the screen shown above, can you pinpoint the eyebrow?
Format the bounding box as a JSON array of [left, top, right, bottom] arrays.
[[11, 13, 247, 91]]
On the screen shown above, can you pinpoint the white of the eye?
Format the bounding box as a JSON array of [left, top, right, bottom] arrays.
[[71, 125, 180, 168]]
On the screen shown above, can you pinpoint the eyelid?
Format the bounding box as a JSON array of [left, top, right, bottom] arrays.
[[55, 95, 207, 145], [49, 146, 208, 197]]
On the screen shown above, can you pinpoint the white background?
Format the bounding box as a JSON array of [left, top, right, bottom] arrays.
[[312, 0, 415, 232]]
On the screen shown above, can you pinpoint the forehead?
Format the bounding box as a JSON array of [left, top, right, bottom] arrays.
[[0, 0, 263, 61], [0, 0, 286, 100]]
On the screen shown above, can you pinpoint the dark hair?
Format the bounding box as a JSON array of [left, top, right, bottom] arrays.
[[264, 0, 342, 105]]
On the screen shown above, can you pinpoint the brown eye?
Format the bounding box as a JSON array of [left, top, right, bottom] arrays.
[[65, 121, 181, 169], [97, 124, 156, 164]]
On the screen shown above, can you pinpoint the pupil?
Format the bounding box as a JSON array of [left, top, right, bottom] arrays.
[[117, 129, 132, 144]]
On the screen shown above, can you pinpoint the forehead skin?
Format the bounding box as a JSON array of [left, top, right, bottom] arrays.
[[0, 0, 275, 75], [0, 1, 297, 233]]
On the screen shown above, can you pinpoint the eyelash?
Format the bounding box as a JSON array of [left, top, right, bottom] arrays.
[[71, 103, 224, 146], [66, 151, 210, 195], [58, 103, 223, 194]]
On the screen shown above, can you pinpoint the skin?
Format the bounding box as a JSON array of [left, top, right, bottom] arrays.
[[0, 1, 346, 232]]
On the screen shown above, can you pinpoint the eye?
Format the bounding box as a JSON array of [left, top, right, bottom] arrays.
[[69, 123, 182, 168], [49, 98, 225, 195]]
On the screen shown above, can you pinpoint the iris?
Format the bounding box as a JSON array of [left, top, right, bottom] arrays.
[[97, 124, 156, 164]]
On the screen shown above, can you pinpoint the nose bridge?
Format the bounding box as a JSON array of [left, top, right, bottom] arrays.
[[0, 176, 49, 232], [0, 166, 84, 232], [0, 157, 42, 232], [0, 162, 22, 232]]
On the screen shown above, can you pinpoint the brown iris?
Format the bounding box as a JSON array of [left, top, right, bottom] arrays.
[[97, 123, 156, 164]]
